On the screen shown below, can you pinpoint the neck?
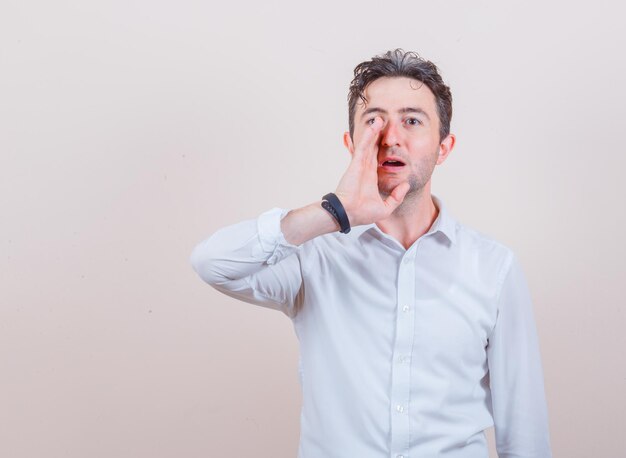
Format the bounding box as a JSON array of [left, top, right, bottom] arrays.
[[375, 187, 439, 250]]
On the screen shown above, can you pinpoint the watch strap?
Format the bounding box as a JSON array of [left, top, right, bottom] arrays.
[[321, 192, 351, 234]]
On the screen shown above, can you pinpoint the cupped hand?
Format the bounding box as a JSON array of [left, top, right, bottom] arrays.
[[334, 117, 410, 227]]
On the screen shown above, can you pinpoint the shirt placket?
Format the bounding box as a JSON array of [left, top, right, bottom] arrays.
[[389, 248, 416, 458]]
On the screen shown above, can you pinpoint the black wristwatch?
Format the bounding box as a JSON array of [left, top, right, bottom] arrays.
[[321, 193, 351, 234]]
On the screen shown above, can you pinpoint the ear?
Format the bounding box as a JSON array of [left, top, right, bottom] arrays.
[[436, 133, 456, 165], [343, 131, 355, 155]]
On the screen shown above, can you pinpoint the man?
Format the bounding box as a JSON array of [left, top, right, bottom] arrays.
[[190, 49, 553, 457]]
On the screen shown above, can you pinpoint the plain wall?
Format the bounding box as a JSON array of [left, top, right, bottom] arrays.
[[1, 0, 625, 456]]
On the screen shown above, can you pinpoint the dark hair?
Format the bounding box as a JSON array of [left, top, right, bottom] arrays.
[[347, 48, 452, 142]]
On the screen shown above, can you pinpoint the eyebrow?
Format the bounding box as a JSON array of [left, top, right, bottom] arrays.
[[360, 106, 431, 120]]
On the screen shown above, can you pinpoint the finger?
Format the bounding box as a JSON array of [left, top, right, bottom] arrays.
[[383, 182, 411, 211], [354, 116, 383, 161], [364, 117, 383, 164]]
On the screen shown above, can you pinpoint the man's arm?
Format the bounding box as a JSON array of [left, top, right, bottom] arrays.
[[280, 200, 342, 246], [189, 202, 341, 317], [190, 116, 410, 315], [486, 253, 553, 457]]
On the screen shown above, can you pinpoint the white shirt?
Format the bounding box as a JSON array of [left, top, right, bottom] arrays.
[[190, 194, 552, 458]]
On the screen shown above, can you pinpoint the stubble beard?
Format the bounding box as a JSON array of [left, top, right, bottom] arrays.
[[377, 156, 437, 215]]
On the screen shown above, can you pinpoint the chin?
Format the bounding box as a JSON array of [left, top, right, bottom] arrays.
[[377, 183, 396, 198]]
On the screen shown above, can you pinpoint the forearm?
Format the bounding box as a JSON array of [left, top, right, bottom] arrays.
[[280, 200, 342, 246]]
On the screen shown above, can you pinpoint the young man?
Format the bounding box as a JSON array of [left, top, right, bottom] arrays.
[[191, 49, 553, 458]]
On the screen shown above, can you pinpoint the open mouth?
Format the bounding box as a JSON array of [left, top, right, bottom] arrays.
[[382, 160, 405, 167], [379, 159, 406, 171]]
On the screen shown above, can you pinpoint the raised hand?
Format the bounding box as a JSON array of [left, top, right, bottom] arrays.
[[334, 117, 411, 227]]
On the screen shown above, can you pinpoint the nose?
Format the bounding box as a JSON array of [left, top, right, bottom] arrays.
[[380, 119, 401, 147]]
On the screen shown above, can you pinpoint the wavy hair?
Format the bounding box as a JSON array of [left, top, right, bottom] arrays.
[[347, 49, 452, 142]]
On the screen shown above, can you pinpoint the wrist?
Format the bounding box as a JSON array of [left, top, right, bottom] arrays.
[[321, 192, 351, 234], [280, 201, 341, 245]]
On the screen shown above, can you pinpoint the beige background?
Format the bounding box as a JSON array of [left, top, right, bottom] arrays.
[[1, 0, 625, 457]]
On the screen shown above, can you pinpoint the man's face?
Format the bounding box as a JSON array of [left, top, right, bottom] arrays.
[[345, 76, 454, 200]]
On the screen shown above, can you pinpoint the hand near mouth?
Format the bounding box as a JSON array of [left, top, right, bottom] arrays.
[[334, 117, 411, 227]]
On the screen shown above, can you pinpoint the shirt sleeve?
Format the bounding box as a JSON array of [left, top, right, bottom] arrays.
[[189, 207, 304, 318], [486, 253, 553, 458]]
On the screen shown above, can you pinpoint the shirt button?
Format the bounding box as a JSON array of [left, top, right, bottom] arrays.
[[402, 305, 410, 312], [396, 404, 405, 413], [402, 257, 412, 264], [397, 455, 405, 458]]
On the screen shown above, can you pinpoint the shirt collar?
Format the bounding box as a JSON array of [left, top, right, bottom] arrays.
[[358, 193, 458, 246]]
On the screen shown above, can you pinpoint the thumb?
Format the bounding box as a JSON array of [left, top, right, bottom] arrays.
[[383, 182, 411, 211]]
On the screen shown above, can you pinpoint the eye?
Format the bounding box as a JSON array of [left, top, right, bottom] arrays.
[[405, 117, 421, 126], [366, 118, 376, 125]]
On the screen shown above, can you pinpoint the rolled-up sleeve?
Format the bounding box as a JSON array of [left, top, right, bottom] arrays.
[[486, 253, 553, 457], [190, 207, 304, 318]]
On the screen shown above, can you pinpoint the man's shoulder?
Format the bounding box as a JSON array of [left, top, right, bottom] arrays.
[[455, 219, 515, 265]]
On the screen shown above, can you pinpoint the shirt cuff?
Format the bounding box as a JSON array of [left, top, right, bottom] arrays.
[[255, 207, 301, 265]]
